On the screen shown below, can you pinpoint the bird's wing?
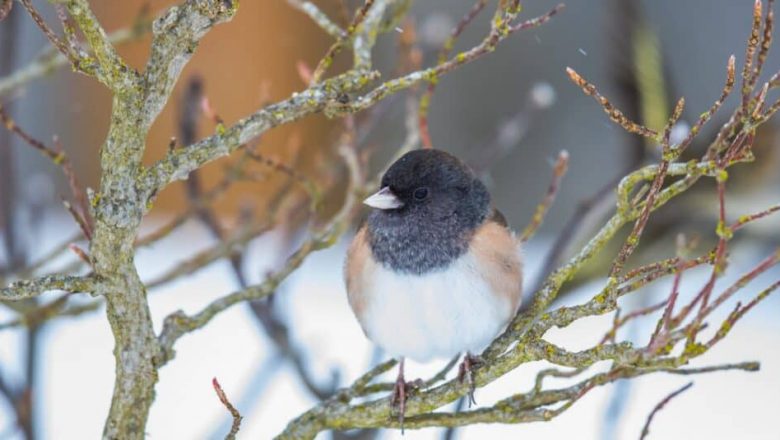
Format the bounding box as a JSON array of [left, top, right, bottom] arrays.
[[344, 226, 376, 335], [469, 218, 523, 313], [489, 208, 509, 228]]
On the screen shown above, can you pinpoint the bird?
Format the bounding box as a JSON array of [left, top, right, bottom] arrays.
[[344, 148, 523, 426]]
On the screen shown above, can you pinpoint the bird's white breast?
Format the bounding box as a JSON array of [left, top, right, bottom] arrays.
[[361, 252, 514, 362]]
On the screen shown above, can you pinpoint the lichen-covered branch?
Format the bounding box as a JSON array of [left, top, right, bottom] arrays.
[[325, 3, 565, 117], [141, 0, 237, 127], [0, 10, 151, 96], [141, 69, 377, 192], [0, 274, 97, 300], [286, 0, 344, 39]]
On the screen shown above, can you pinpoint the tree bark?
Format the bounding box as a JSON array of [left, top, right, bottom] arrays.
[[89, 95, 161, 439]]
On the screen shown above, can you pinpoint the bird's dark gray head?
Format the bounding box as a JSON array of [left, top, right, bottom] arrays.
[[364, 149, 490, 274]]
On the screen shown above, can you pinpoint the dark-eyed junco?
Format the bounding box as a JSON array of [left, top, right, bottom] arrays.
[[344, 149, 522, 424]]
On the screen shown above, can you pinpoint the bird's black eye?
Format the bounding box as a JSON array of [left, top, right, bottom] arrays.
[[413, 187, 429, 201]]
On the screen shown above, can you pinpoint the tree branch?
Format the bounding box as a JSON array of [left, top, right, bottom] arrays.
[[212, 377, 242, 440], [59, 0, 138, 89], [1, 274, 98, 300], [639, 382, 693, 440], [287, 0, 344, 39], [0, 10, 151, 96], [141, 69, 377, 193], [141, 0, 237, 127]]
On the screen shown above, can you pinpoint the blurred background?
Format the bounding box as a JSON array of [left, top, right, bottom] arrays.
[[1, 0, 779, 439]]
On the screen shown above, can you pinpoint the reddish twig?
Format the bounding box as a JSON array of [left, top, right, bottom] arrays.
[[702, 250, 780, 319], [419, 0, 489, 148], [681, 56, 736, 150], [566, 67, 659, 139], [18, 0, 82, 71], [622, 256, 683, 282], [519, 150, 569, 242], [731, 203, 780, 231], [610, 98, 686, 277], [751, 0, 774, 88], [55, 136, 94, 240], [639, 382, 694, 440], [55, 4, 81, 57], [0, 104, 65, 163], [63, 201, 94, 243], [600, 299, 668, 345], [212, 378, 242, 440], [742, 0, 764, 107], [708, 278, 780, 348], [647, 262, 687, 353], [67, 243, 92, 267], [0, 106, 94, 240]]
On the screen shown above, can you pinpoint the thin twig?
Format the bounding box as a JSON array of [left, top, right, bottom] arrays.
[[566, 67, 659, 139], [212, 378, 242, 440], [19, 0, 75, 65], [287, 0, 344, 38], [0, 104, 65, 163], [419, 0, 489, 148], [520, 151, 569, 242], [639, 382, 693, 440], [310, 0, 376, 83]]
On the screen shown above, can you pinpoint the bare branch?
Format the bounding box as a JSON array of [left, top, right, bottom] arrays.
[[0, 104, 65, 163], [519, 150, 569, 242], [158, 145, 362, 364], [0, 13, 151, 96], [311, 0, 376, 82], [142, 69, 376, 193], [59, 0, 137, 88], [609, 98, 686, 276], [212, 378, 242, 440], [639, 382, 693, 440], [18, 0, 81, 71], [329, 4, 566, 118], [741, 0, 764, 106], [1, 274, 97, 300], [145, 220, 271, 289], [287, 0, 344, 39], [731, 203, 780, 230], [566, 67, 659, 139], [141, 0, 237, 127], [420, 0, 489, 148]]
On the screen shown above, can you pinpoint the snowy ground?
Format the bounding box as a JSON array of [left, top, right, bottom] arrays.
[[1, 214, 778, 439]]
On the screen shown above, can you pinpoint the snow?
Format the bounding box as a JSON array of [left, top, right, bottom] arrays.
[[1, 214, 778, 439]]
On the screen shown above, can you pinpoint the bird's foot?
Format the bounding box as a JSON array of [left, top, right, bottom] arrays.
[[392, 376, 422, 433], [458, 353, 485, 407]]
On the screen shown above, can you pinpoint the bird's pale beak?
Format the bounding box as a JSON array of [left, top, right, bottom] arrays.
[[363, 187, 403, 210]]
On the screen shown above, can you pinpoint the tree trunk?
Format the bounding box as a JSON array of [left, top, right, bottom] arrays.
[[89, 94, 161, 439]]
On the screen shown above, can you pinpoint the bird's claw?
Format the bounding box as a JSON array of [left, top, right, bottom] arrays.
[[458, 353, 484, 407], [392, 377, 423, 433]]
